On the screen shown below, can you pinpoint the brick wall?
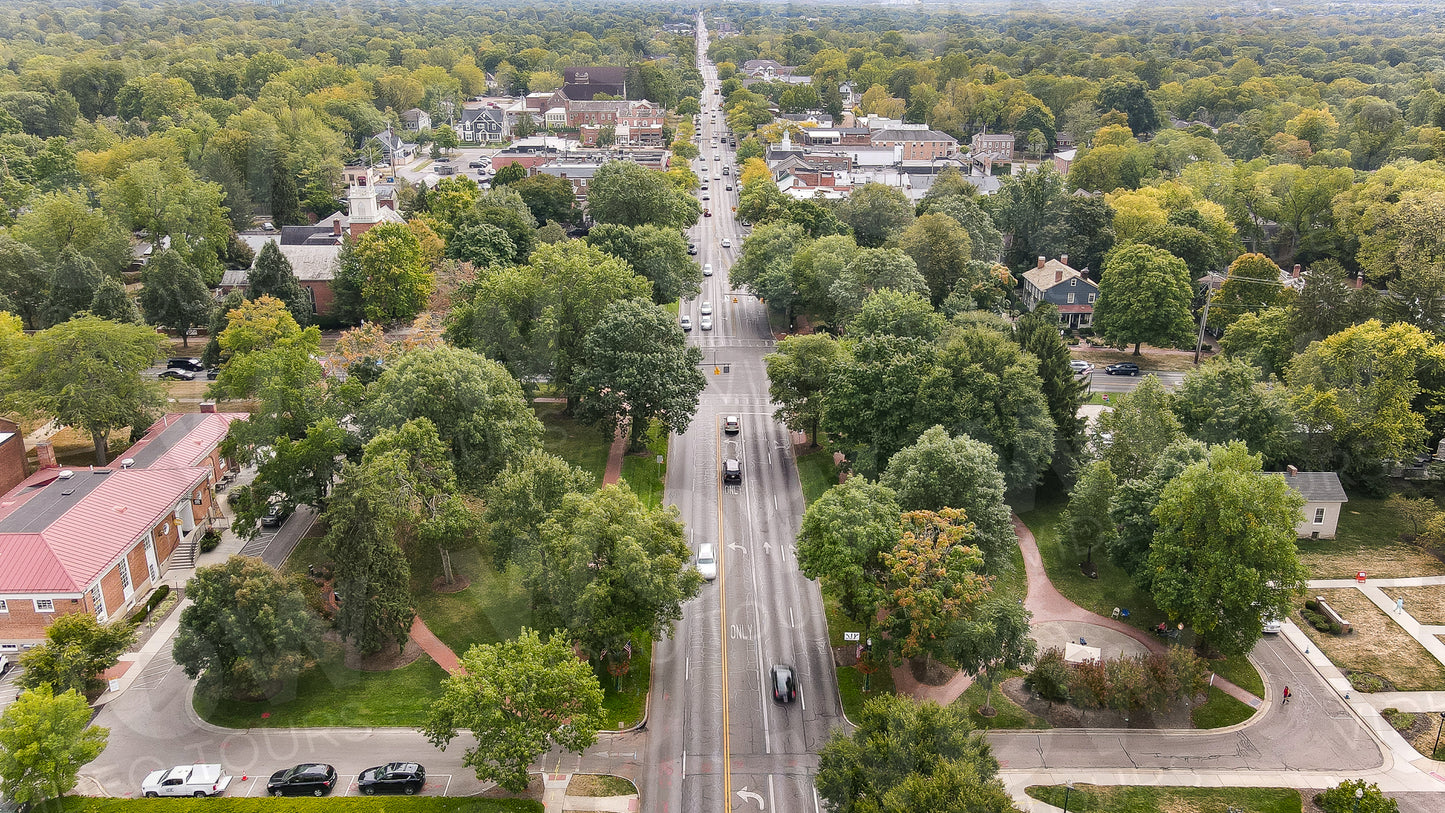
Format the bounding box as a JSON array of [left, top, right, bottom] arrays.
[[0, 419, 26, 497], [0, 595, 87, 642]]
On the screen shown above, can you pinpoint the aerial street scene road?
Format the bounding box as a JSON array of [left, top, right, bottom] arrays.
[[2, 3, 1445, 813]]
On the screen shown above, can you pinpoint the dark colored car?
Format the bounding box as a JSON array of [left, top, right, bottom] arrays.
[[687, 244, 698, 255], [168, 358, 205, 371], [770, 664, 797, 703], [159, 369, 196, 381], [1104, 362, 1141, 376], [723, 458, 741, 484], [260, 503, 291, 528], [356, 763, 426, 796], [206, 367, 221, 380], [267, 764, 336, 797]]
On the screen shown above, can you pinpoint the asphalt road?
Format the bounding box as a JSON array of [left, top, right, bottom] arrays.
[[634, 25, 846, 813], [1081, 369, 1186, 393]]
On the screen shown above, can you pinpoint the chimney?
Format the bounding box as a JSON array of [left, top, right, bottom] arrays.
[[332, 218, 342, 236], [1038, 256, 1046, 269], [1293, 264, 1301, 278], [201, 402, 217, 414], [1061, 254, 1069, 267], [1287, 465, 1299, 476], [1055, 269, 1063, 283], [36, 441, 57, 469]]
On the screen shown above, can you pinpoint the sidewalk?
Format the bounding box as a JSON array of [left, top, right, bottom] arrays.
[[539, 773, 638, 813]]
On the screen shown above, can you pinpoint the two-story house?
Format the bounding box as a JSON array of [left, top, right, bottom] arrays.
[[1021, 256, 1099, 330]]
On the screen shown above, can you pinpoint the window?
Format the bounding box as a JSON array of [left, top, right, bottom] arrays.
[[34, 598, 54, 612], [1089, 293, 1097, 303], [1067, 292, 1076, 304], [91, 584, 105, 617], [1070, 278, 1077, 286], [1314, 507, 1326, 525], [0, 599, 7, 613]]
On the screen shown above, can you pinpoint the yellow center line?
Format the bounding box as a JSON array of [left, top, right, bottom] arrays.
[[717, 415, 732, 812]]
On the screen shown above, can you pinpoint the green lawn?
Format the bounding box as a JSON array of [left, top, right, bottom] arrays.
[[796, 446, 838, 507], [1191, 685, 1257, 729], [836, 664, 895, 720], [597, 633, 650, 730], [1027, 784, 1301, 813], [955, 669, 1049, 730], [195, 642, 449, 729], [1210, 653, 1265, 697], [59, 797, 539, 813], [1297, 496, 1445, 578], [413, 548, 532, 655], [1018, 499, 1167, 636], [619, 419, 668, 509], [535, 402, 611, 485]]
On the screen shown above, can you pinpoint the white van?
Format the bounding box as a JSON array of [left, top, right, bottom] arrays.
[[697, 543, 717, 581], [703, 263, 714, 276]]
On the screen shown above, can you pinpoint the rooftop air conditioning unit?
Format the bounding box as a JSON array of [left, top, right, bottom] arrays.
[[120, 458, 135, 469], [58, 470, 74, 480]]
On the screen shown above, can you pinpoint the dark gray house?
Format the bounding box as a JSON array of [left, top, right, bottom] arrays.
[[1021, 256, 1098, 330]]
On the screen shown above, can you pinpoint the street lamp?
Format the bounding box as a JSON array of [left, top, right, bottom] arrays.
[[1063, 781, 1073, 813], [1435, 711, 1445, 759], [1352, 786, 1363, 813]]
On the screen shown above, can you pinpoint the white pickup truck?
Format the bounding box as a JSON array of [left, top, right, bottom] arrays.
[[142, 764, 233, 798]]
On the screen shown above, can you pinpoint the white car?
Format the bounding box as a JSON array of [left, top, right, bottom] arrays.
[[721, 238, 732, 248], [703, 263, 714, 276], [1262, 614, 1282, 634], [700, 315, 714, 330], [1070, 360, 1094, 374], [680, 315, 692, 331], [696, 543, 717, 581], [702, 193, 710, 200], [700, 300, 713, 315]]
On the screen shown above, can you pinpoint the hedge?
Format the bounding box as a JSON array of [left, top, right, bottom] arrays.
[[59, 797, 542, 813]]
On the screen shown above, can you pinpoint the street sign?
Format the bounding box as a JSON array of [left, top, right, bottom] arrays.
[[843, 632, 861, 642]]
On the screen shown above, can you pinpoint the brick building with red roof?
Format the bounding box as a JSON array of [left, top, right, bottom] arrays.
[[0, 409, 245, 650]]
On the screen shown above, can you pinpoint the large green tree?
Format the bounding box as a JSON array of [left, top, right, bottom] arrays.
[[837, 183, 915, 248], [422, 628, 605, 793], [322, 456, 418, 654], [586, 223, 702, 305], [899, 213, 973, 305], [1173, 359, 1297, 466], [797, 478, 902, 634], [1093, 375, 1184, 480], [816, 694, 1015, 813], [572, 300, 705, 451], [173, 556, 324, 697], [765, 333, 844, 446], [43, 247, 103, 327], [524, 485, 701, 659], [880, 426, 1015, 573], [1015, 305, 1089, 458], [1094, 243, 1195, 355], [945, 598, 1037, 717], [0, 235, 47, 329], [361, 346, 543, 491], [1, 316, 163, 464], [139, 250, 214, 347], [1060, 459, 1117, 567], [586, 160, 699, 229], [1149, 443, 1308, 656], [338, 223, 434, 323], [0, 685, 109, 808], [482, 450, 594, 565]]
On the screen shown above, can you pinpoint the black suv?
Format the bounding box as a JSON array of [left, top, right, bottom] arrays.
[[357, 762, 426, 796], [267, 764, 336, 797], [723, 458, 741, 484], [167, 358, 205, 372]]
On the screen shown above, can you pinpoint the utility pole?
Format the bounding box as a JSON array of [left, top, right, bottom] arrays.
[[1194, 282, 1215, 364]]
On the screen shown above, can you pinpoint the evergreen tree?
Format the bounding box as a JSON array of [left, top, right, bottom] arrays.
[[248, 241, 312, 325]]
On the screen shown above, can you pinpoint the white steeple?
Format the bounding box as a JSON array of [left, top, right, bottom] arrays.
[[348, 173, 380, 237]]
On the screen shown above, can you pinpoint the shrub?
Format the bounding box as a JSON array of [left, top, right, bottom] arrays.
[[1026, 647, 1071, 702], [1314, 780, 1398, 813], [147, 584, 171, 610], [1380, 707, 1415, 732], [199, 529, 222, 553], [1350, 672, 1386, 693]]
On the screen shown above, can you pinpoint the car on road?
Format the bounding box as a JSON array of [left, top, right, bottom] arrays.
[[260, 502, 291, 528], [687, 244, 698, 255], [680, 315, 692, 331], [770, 664, 797, 703], [1262, 614, 1282, 634], [168, 357, 205, 371], [700, 315, 713, 331], [726, 184, 733, 191], [721, 238, 731, 248], [1069, 360, 1094, 374], [206, 367, 221, 380], [701, 193, 709, 200], [723, 415, 739, 434], [468, 159, 488, 169], [703, 263, 713, 276], [700, 300, 712, 315], [159, 369, 196, 381], [1104, 362, 1141, 376], [267, 764, 337, 797], [704, 209, 712, 217], [696, 543, 717, 581], [356, 762, 426, 796], [723, 457, 741, 484]]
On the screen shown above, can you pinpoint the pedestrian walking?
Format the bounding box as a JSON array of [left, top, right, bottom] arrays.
[[1283, 686, 1291, 705]]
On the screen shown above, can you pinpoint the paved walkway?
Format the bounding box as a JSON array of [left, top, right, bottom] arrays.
[[1012, 515, 1262, 707], [603, 429, 626, 486], [410, 616, 462, 674]]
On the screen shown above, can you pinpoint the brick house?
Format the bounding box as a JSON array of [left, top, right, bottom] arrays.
[[970, 132, 1015, 173], [0, 419, 26, 498], [870, 128, 959, 161], [0, 411, 244, 649], [1021, 256, 1098, 330]]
